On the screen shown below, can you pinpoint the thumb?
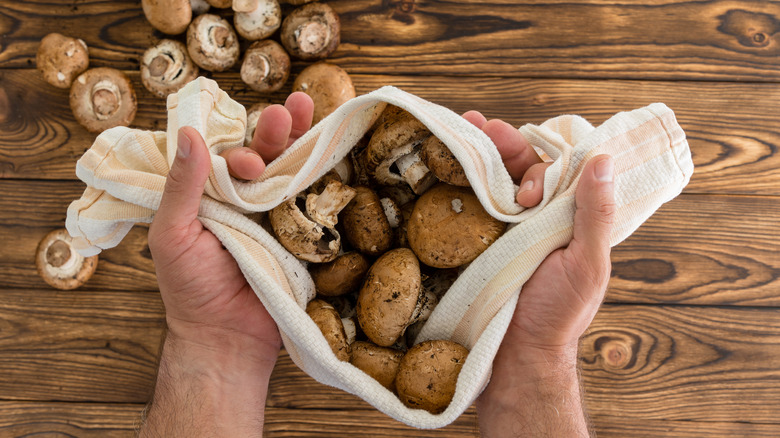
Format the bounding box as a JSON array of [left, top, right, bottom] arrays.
[[570, 155, 616, 265], [155, 127, 212, 230]]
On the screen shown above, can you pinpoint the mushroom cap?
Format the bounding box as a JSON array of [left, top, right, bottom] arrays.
[[365, 106, 431, 186], [280, 2, 340, 60], [357, 248, 422, 347], [340, 186, 393, 257], [395, 339, 469, 414], [420, 135, 470, 187], [142, 0, 192, 35], [309, 252, 370, 297], [205, 0, 231, 7], [36, 33, 89, 89], [269, 194, 340, 263], [234, 0, 281, 40], [186, 14, 240, 72], [407, 184, 506, 268], [140, 39, 199, 98], [307, 299, 350, 361], [190, 0, 211, 14], [349, 341, 404, 390], [240, 40, 290, 93], [69, 67, 137, 133], [244, 102, 272, 147], [35, 229, 98, 290], [292, 61, 355, 125]]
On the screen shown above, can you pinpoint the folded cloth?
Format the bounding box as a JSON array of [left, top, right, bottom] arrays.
[[66, 77, 693, 429]]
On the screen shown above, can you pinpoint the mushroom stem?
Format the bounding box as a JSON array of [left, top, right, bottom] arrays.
[[46, 240, 76, 270], [295, 20, 330, 55], [393, 149, 437, 195], [342, 317, 357, 344], [305, 180, 357, 228], [90, 80, 121, 120]]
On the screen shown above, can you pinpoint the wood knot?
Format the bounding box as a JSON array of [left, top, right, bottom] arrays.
[[718, 9, 780, 48], [612, 258, 676, 284], [532, 93, 550, 106], [593, 333, 639, 370]]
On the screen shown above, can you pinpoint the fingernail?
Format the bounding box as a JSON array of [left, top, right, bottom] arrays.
[[595, 157, 614, 182], [518, 180, 534, 193], [177, 129, 192, 159]]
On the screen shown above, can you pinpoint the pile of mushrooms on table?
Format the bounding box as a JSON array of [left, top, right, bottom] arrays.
[[275, 104, 508, 414]]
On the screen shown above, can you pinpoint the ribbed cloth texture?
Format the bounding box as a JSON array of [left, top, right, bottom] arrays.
[[66, 77, 692, 429]]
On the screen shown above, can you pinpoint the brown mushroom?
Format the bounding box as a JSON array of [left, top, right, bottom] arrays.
[[365, 106, 437, 195], [240, 40, 290, 93], [36, 33, 89, 89], [140, 40, 199, 98], [395, 339, 469, 414], [142, 0, 192, 35], [69, 68, 137, 133], [205, 0, 231, 7], [233, 0, 282, 41], [309, 252, 370, 297], [280, 3, 340, 60], [292, 61, 355, 126], [407, 184, 506, 268], [307, 299, 350, 361], [340, 186, 393, 257], [187, 14, 240, 72], [350, 341, 404, 390], [419, 135, 470, 187], [36, 229, 98, 290], [357, 248, 437, 347], [244, 102, 272, 147], [191, 0, 211, 14]]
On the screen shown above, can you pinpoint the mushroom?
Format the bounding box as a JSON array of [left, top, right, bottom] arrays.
[[419, 135, 470, 187], [187, 14, 240, 72], [306, 299, 350, 361], [357, 248, 437, 347], [292, 61, 355, 126], [395, 339, 469, 414], [365, 106, 437, 195], [69, 67, 137, 133], [36, 33, 89, 89], [280, 2, 340, 60], [191, 0, 211, 14], [340, 186, 393, 257], [140, 40, 199, 98], [35, 229, 98, 290], [309, 252, 370, 297], [349, 341, 404, 390], [407, 184, 506, 268], [281, 0, 315, 4], [233, 0, 282, 41], [205, 0, 231, 7], [142, 0, 192, 35], [244, 102, 272, 147], [269, 181, 356, 263], [240, 40, 291, 93]]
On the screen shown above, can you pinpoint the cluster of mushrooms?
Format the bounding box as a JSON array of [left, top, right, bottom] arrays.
[[270, 104, 507, 414]]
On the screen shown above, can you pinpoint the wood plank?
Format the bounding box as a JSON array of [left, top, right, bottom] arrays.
[[3, 70, 779, 195], [4, 1, 780, 82], [0, 289, 164, 403], [592, 416, 780, 438], [0, 401, 142, 437]]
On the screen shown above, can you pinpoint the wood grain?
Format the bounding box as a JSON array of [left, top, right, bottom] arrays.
[[0, 289, 164, 403], [0, 401, 143, 437], [4, 1, 780, 81], [3, 70, 779, 195]]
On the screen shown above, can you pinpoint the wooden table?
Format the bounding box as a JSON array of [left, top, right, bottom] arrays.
[[1, 1, 779, 436]]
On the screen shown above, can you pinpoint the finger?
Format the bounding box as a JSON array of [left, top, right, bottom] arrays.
[[250, 104, 292, 163], [462, 110, 487, 129], [570, 155, 616, 264], [285, 92, 314, 143], [155, 127, 212, 230], [219, 147, 266, 180], [482, 119, 542, 181], [515, 161, 552, 208]]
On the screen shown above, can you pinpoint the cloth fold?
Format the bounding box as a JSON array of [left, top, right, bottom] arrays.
[[65, 77, 692, 429]]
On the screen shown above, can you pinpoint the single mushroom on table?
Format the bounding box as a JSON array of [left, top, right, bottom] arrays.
[[280, 2, 340, 60], [419, 135, 470, 187], [340, 186, 393, 257], [365, 106, 438, 195], [36, 229, 99, 290], [140, 40, 199, 98], [407, 183, 506, 269], [233, 0, 282, 41], [142, 0, 192, 35], [292, 61, 355, 126], [36, 33, 89, 89], [395, 339, 469, 414], [240, 40, 290, 93], [69, 67, 137, 133], [187, 14, 241, 72], [349, 341, 405, 390], [356, 248, 438, 347], [306, 299, 351, 361]]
